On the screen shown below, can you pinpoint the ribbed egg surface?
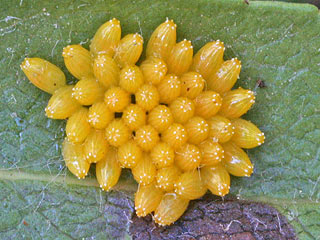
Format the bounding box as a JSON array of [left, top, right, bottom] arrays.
[[21, 18, 265, 226]]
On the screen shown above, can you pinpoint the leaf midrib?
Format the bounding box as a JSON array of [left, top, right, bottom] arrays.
[[1, 169, 318, 206], [0, 169, 137, 192]]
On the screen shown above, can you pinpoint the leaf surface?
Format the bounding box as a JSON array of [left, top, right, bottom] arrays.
[[0, 0, 319, 239]]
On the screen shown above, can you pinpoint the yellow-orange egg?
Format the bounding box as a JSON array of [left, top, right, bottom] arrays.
[[175, 143, 202, 171], [154, 193, 189, 226], [167, 39, 193, 76], [119, 65, 144, 93], [140, 57, 167, 85], [219, 87, 255, 119], [157, 74, 181, 104], [132, 153, 156, 185], [184, 116, 209, 145], [161, 123, 188, 149], [20, 57, 66, 94], [122, 104, 146, 131], [190, 40, 224, 80], [96, 147, 122, 191], [84, 129, 109, 163], [135, 84, 159, 111], [135, 125, 159, 151], [201, 164, 230, 197], [114, 33, 143, 68], [72, 77, 105, 105], [45, 85, 81, 119], [104, 86, 130, 112], [90, 18, 121, 57], [105, 119, 131, 147], [194, 91, 222, 119], [231, 118, 265, 149], [148, 105, 174, 133], [156, 166, 181, 192], [180, 72, 205, 99], [169, 97, 195, 124], [62, 44, 93, 79], [150, 142, 175, 169], [221, 141, 254, 177], [66, 107, 91, 143], [146, 18, 176, 61], [135, 183, 164, 217], [93, 54, 120, 88], [198, 139, 224, 166], [207, 115, 234, 143], [207, 58, 241, 94], [88, 102, 114, 129], [118, 140, 143, 168], [62, 138, 90, 179], [174, 171, 207, 200]]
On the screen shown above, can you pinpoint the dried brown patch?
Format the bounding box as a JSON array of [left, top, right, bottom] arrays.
[[129, 194, 297, 240]]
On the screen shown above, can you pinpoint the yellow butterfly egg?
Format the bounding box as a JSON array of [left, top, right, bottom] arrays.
[[135, 84, 160, 111], [135, 125, 159, 152], [174, 171, 207, 200], [201, 164, 230, 197], [66, 107, 91, 143], [175, 143, 202, 171], [62, 138, 90, 179], [150, 142, 175, 169], [190, 40, 224, 80], [231, 118, 265, 149], [24, 17, 268, 227], [157, 74, 181, 104], [114, 33, 143, 68], [20, 58, 66, 94], [184, 116, 209, 145], [72, 77, 105, 105], [198, 139, 224, 166], [207, 115, 234, 143], [45, 85, 81, 119], [140, 57, 167, 85], [221, 141, 254, 177], [93, 54, 120, 88], [146, 19, 176, 61], [180, 72, 205, 99], [132, 153, 157, 185], [156, 165, 181, 192], [119, 65, 144, 93], [219, 87, 255, 119], [147, 105, 173, 133], [194, 91, 222, 119], [154, 193, 189, 226], [135, 182, 164, 217], [96, 147, 122, 191], [117, 140, 143, 168], [105, 119, 131, 147], [207, 58, 241, 94], [88, 102, 114, 129], [162, 123, 188, 149], [122, 104, 146, 131], [62, 44, 93, 79], [90, 18, 121, 57], [84, 129, 109, 163], [104, 86, 130, 112], [167, 39, 193, 76], [169, 97, 195, 124]]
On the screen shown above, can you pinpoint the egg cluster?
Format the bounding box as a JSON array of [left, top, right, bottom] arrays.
[[21, 18, 265, 226]]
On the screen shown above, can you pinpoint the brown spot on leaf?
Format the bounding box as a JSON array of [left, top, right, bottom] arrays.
[[256, 79, 266, 88], [129, 194, 297, 240]]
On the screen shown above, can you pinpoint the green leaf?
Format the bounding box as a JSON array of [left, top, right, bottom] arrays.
[[1, 0, 319, 239]]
